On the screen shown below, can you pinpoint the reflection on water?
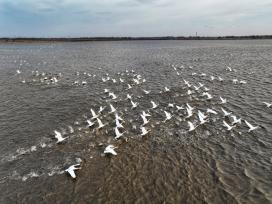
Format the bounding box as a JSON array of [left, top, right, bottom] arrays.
[[0, 40, 272, 204]]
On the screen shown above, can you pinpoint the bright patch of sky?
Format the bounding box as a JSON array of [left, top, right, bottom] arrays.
[[0, 0, 272, 37]]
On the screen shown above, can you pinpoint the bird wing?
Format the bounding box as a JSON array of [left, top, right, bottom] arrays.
[[115, 127, 120, 136], [245, 120, 253, 129], [68, 169, 76, 178], [188, 121, 194, 130], [223, 120, 230, 129]]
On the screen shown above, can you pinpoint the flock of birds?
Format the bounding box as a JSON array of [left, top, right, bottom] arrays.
[[15, 63, 271, 180]]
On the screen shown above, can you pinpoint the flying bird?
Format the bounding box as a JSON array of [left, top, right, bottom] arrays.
[[115, 127, 125, 139], [198, 111, 207, 124], [140, 126, 150, 136], [109, 92, 117, 100], [219, 96, 227, 104], [164, 87, 170, 92], [151, 101, 158, 109], [206, 108, 217, 115], [97, 118, 105, 129], [231, 115, 242, 125], [131, 100, 139, 109], [90, 109, 99, 119], [115, 113, 124, 122], [188, 121, 196, 132], [65, 164, 81, 179], [87, 119, 95, 128], [54, 130, 67, 143], [104, 145, 117, 156], [109, 104, 117, 113], [143, 89, 151, 94], [244, 120, 259, 132], [223, 120, 235, 131], [142, 111, 151, 117], [221, 108, 232, 117], [186, 107, 193, 118], [141, 114, 150, 126], [263, 102, 272, 108], [164, 111, 172, 122]]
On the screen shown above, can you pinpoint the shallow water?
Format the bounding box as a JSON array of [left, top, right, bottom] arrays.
[[0, 40, 272, 204]]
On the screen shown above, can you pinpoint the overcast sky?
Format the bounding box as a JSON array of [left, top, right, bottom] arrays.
[[0, 0, 272, 37]]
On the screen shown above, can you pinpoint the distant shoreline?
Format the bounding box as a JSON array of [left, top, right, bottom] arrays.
[[1, 35, 272, 43]]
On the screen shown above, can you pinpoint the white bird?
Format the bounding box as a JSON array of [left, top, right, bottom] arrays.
[[126, 94, 132, 100], [226, 66, 232, 71], [109, 92, 117, 100], [193, 85, 200, 91], [54, 130, 67, 143], [187, 90, 192, 95], [98, 106, 106, 114], [219, 96, 227, 104], [202, 92, 213, 100], [68, 125, 74, 133], [87, 119, 95, 128], [115, 127, 125, 139], [143, 89, 151, 94], [232, 79, 238, 84], [198, 110, 208, 121], [164, 87, 170, 92], [141, 114, 149, 126], [176, 105, 184, 110], [115, 119, 124, 128], [97, 118, 105, 129], [198, 82, 204, 87], [82, 81, 87, 85], [206, 108, 218, 115], [186, 103, 194, 111], [90, 108, 99, 119], [240, 80, 247, 84], [151, 101, 158, 109], [120, 78, 124, 83], [244, 120, 259, 132], [140, 126, 150, 136], [142, 111, 151, 117], [164, 111, 172, 122], [104, 89, 109, 93], [221, 108, 232, 117], [263, 102, 272, 108], [131, 100, 139, 109], [223, 120, 235, 131], [65, 164, 81, 179], [218, 77, 223, 81], [184, 80, 191, 87], [168, 103, 174, 108], [115, 113, 124, 121], [188, 121, 196, 132], [210, 76, 215, 81], [104, 145, 117, 156], [231, 115, 242, 125], [127, 84, 132, 89], [133, 78, 140, 85], [109, 104, 117, 113], [186, 107, 193, 118], [112, 78, 117, 83], [16, 69, 21, 74]]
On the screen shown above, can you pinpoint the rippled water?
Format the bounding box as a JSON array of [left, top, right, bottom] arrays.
[[0, 40, 272, 204]]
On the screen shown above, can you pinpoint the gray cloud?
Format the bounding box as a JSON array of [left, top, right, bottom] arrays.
[[0, 0, 271, 37]]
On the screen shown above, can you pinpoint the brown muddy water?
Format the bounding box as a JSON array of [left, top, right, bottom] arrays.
[[0, 40, 272, 204]]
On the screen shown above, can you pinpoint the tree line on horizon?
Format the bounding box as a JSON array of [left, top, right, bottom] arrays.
[[1, 35, 272, 42]]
